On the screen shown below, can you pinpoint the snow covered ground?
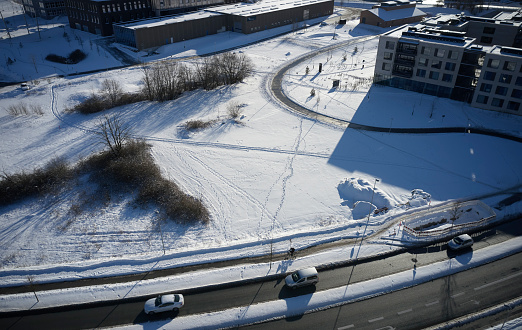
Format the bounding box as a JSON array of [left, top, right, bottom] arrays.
[[1, 0, 522, 328]]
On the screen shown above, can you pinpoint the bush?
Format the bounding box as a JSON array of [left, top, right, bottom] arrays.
[[0, 157, 73, 205], [184, 119, 213, 131], [45, 53, 68, 64], [84, 140, 209, 224], [68, 49, 86, 64], [45, 49, 87, 64], [227, 101, 242, 119]]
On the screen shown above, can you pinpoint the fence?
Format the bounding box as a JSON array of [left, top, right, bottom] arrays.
[[403, 215, 496, 238]]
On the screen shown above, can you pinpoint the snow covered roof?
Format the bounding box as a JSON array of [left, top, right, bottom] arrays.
[[207, 0, 332, 17], [368, 6, 426, 22], [114, 11, 222, 30]]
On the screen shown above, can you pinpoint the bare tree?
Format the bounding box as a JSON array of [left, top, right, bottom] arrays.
[[101, 79, 123, 107], [449, 201, 462, 229], [97, 115, 131, 157], [219, 52, 253, 85], [227, 101, 242, 119], [194, 56, 220, 90]]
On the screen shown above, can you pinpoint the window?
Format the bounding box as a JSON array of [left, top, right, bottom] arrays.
[[442, 73, 453, 82], [483, 26, 496, 34], [516, 77, 522, 86], [448, 50, 459, 60], [483, 71, 496, 81], [429, 71, 439, 80], [445, 62, 456, 71], [481, 36, 493, 44], [495, 86, 508, 96], [487, 59, 500, 69], [491, 98, 504, 107], [421, 46, 431, 55], [431, 60, 442, 69], [476, 95, 489, 104], [480, 83, 492, 93], [499, 74, 512, 84], [504, 61, 516, 71], [382, 62, 391, 71], [385, 41, 395, 50], [434, 49, 446, 58], [384, 52, 392, 60], [418, 57, 428, 66], [507, 101, 520, 111], [512, 89, 522, 99], [416, 69, 426, 77]]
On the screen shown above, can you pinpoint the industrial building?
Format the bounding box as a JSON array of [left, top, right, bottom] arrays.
[[113, 0, 334, 50]]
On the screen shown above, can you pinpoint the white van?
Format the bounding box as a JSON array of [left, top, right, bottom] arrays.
[[285, 267, 318, 289]]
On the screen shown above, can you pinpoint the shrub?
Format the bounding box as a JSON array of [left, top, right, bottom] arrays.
[[184, 119, 213, 131], [45, 49, 87, 64], [6, 102, 29, 116], [45, 53, 68, 64], [0, 157, 73, 205], [68, 49, 86, 64], [86, 140, 209, 224], [227, 101, 242, 119]]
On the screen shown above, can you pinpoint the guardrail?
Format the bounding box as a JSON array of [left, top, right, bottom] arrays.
[[403, 215, 496, 238]]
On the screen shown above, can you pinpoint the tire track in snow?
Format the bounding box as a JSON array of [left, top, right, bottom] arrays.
[[182, 148, 277, 233]]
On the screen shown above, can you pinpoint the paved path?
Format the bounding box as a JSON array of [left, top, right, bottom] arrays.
[[268, 35, 522, 144]]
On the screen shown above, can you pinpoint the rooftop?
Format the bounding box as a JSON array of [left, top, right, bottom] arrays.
[[368, 6, 425, 22], [207, 0, 332, 17], [114, 11, 222, 30]]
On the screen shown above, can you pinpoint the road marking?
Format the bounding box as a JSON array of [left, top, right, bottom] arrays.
[[369, 316, 384, 323], [397, 308, 412, 315], [338, 325, 354, 330], [425, 300, 439, 307], [451, 292, 465, 298], [474, 271, 522, 291]]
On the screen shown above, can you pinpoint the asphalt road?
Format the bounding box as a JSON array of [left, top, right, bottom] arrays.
[[1, 220, 521, 330], [245, 251, 522, 330]]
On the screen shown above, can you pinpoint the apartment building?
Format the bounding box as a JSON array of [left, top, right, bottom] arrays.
[[374, 24, 522, 115], [22, 0, 66, 19], [66, 0, 154, 35]]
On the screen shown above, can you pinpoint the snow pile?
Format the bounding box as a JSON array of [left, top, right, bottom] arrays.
[[408, 189, 431, 208], [337, 178, 395, 219]]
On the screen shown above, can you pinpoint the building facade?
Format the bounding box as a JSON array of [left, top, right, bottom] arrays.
[[22, 0, 67, 19], [114, 0, 334, 50], [66, 0, 154, 36], [374, 24, 522, 115]]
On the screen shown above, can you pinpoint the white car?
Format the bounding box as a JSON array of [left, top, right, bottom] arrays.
[[285, 267, 319, 289], [20, 83, 29, 91], [144, 294, 184, 315], [448, 234, 473, 250]]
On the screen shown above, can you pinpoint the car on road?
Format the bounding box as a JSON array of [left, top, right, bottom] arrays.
[[144, 294, 184, 315], [448, 234, 473, 250], [20, 83, 29, 91], [285, 267, 318, 289]]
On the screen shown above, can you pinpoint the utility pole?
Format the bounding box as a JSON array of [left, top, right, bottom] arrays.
[[0, 10, 12, 39]]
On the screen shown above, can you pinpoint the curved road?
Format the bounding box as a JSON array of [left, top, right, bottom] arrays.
[[268, 36, 522, 144]]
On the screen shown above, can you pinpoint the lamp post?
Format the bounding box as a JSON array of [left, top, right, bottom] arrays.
[[366, 178, 380, 225]]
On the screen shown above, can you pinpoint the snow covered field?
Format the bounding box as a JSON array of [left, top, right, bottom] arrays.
[[1, 0, 522, 327]]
